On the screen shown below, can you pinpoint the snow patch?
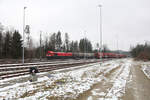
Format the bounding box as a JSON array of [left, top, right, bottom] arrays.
[[0, 59, 130, 99], [105, 61, 131, 99], [141, 65, 150, 79]]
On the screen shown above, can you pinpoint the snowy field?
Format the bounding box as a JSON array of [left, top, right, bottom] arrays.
[[0, 59, 132, 100]]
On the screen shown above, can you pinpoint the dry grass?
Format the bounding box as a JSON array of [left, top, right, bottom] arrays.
[[19, 78, 67, 98]]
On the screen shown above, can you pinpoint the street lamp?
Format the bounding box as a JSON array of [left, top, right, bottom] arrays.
[[23, 7, 27, 64], [98, 4, 102, 61], [40, 31, 42, 61]]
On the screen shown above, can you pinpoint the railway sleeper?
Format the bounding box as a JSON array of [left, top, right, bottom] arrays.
[[0, 61, 98, 79]]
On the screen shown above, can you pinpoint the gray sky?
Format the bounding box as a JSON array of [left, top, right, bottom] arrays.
[[0, 0, 150, 51]]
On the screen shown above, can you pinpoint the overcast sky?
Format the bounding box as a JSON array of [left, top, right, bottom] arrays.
[[0, 0, 150, 51]]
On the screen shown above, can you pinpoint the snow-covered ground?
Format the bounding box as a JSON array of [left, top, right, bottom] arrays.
[[0, 59, 132, 100], [141, 63, 150, 79]]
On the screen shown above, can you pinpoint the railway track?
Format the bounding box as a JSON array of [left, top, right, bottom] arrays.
[[0, 59, 100, 79], [0, 59, 83, 67]]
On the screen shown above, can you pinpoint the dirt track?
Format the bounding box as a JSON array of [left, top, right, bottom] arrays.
[[75, 59, 150, 100], [74, 59, 131, 100], [123, 61, 150, 100]]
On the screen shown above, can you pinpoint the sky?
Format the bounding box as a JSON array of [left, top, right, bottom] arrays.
[[0, 0, 150, 51]]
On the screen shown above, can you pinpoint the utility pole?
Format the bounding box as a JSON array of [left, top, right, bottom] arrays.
[[116, 34, 119, 58], [40, 31, 42, 61], [117, 35, 118, 52], [84, 31, 86, 60], [22, 7, 27, 64], [98, 4, 102, 62]]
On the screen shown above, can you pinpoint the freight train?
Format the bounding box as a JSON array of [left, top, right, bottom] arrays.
[[46, 51, 126, 59]]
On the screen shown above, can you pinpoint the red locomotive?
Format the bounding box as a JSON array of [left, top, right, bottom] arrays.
[[46, 51, 73, 59], [46, 51, 126, 59]]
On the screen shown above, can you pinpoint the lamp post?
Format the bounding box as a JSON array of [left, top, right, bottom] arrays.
[[23, 7, 27, 64], [98, 4, 102, 61], [40, 31, 42, 61], [116, 34, 119, 57]]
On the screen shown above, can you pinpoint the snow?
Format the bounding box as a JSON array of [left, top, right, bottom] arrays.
[[141, 64, 150, 79], [90, 59, 131, 100], [0, 59, 131, 100], [106, 62, 131, 98], [87, 96, 93, 100]]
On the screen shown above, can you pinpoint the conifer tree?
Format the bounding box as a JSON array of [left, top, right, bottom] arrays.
[[79, 38, 93, 53], [3, 31, 12, 58], [11, 30, 22, 58], [0, 32, 3, 58]]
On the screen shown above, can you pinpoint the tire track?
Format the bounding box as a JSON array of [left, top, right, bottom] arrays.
[[123, 61, 150, 100], [76, 59, 131, 100]]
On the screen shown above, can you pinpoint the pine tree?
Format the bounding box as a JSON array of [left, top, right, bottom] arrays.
[[0, 23, 3, 58], [79, 38, 85, 52], [79, 38, 93, 53], [11, 30, 22, 59], [0, 32, 3, 58], [74, 41, 79, 52], [3, 31, 12, 58]]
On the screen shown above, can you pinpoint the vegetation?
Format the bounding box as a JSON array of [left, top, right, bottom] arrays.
[[0, 30, 22, 59], [0, 22, 112, 60], [79, 38, 92, 53], [11, 31, 22, 58], [130, 43, 150, 60]]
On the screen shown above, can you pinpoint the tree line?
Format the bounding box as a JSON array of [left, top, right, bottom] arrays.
[[0, 22, 114, 60], [0, 23, 98, 59], [0, 30, 22, 59], [39, 31, 94, 58], [130, 42, 150, 60]]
